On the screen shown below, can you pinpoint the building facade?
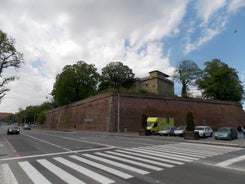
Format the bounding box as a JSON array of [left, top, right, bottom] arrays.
[[43, 92, 245, 132], [133, 70, 174, 96]]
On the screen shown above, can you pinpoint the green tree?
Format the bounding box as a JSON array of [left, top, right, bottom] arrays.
[[52, 61, 100, 106], [196, 59, 244, 102], [37, 111, 46, 125], [0, 30, 23, 100], [173, 60, 202, 98], [186, 112, 195, 132], [99, 62, 135, 91], [141, 113, 148, 129]]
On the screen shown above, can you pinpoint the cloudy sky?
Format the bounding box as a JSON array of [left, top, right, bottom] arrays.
[[0, 0, 245, 113]]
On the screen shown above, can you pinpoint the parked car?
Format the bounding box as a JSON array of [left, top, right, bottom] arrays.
[[7, 126, 20, 135], [214, 127, 238, 140], [174, 126, 186, 136], [23, 124, 31, 130], [194, 126, 213, 137], [159, 126, 176, 136]]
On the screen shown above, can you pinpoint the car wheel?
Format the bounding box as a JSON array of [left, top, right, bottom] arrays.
[[210, 133, 213, 137]]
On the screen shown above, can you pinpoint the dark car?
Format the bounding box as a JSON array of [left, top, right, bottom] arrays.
[[7, 126, 20, 135], [214, 127, 238, 140], [23, 124, 31, 130]]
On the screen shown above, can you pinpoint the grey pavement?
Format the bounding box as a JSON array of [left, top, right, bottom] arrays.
[[101, 131, 245, 148], [1, 128, 245, 159]]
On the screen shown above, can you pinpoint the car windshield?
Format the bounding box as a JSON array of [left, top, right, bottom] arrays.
[[176, 126, 185, 130], [147, 122, 154, 127], [217, 128, 230, 133], [195, 127, 204, 130]]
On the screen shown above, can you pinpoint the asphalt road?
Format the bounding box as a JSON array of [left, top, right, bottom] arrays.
[[0, 126, 244, 184]]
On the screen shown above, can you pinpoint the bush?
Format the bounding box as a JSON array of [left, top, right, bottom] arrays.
[[186, 112, 195, 131]]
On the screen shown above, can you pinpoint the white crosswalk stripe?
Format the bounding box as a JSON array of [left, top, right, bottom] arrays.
[[114, 149, 185, 165], [0, 143, 243, 183], [37, 159, 85, 184], [126, 147, 195, 162], [70, 155, 133, 179], [54, 157, 115, 184], [19, 161, 52, 184], [95, 152, 163, 171], [83, 153, 150, 175], [0, 163, 18, 184], [105, 150, 174, 168], [216, 155, 245, 167]]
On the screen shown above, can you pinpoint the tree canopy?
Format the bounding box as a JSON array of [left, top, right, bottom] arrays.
[[196, 59, 244, 102], [0, 30, 23, 100], [99, 61, 135, 91], [173, 60, 202, 98], [52, 61, 100, 106]]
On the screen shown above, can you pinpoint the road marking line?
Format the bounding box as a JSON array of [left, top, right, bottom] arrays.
[[105, 151, 174, 168], [54, 157, 115, 184], [95, 152, 163, 171], [216, 155, 245, 167], [126, 148, 193, 162], [149, 147, 207, 158], [0, 132, 20, 157], [0, 164, 18, 184], [138, 147, 202, 160], [153, 145, 219, 156], [70, 155, 133, 179], [18, 161, 51, 184], [21, 133, 71, 151], [37, 159, 85, 184], [0, 146, 114, 161], [133, 148, 198, 161], [180, 142, 242, 151], [116, 149, 184, 165], [32, 131, 114, 147], [83, 153, 149, 175]]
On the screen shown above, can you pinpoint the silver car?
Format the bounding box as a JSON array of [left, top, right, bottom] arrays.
[[174, 126, 186, 136], [159, 126, 175, 136], [194, 126, 213, 137]]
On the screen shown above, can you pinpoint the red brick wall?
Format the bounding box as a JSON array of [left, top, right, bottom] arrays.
[[43, 93, 113, 131], [42, 92, 245, 132], [117, 95, 245, 130]]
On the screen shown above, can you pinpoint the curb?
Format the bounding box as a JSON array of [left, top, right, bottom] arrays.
[[105, 133, 245, 148]]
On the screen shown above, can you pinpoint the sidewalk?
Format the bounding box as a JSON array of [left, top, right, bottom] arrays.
[[103, 131, 245, 148]]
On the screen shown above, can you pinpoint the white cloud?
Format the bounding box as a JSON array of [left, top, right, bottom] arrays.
[[184, 28, 220, 55], [194, 0, 227, 24], [0, 0, 188, 112], [0, 0, 243, 113], [228, 0, 245, 12], [183, 0, 228, 54]]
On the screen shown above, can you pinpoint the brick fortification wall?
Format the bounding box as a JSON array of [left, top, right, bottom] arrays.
[[43, 93, 113, 132], [42, 92, 245, 132]]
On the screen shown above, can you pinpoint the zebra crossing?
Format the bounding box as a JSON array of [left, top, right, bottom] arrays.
[[0, 143, 242, 184]]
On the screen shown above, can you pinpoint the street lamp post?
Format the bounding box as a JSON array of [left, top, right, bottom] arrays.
[[117, 88, 120, 133]]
